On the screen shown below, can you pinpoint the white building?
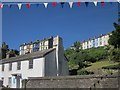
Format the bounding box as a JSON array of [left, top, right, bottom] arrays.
[[0, 36, 69, 88], [81, 33, 110, 50]]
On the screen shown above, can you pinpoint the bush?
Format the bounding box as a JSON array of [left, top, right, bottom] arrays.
[[77, 69, 94, 75]]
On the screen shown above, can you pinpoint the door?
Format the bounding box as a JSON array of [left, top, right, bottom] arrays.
[[16, 76, 20, 88]]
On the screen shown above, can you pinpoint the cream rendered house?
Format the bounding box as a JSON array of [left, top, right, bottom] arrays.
[[81, 33, 110, 50]]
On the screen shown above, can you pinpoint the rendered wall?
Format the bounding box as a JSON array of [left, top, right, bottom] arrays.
[[0, 57, 45, 88]]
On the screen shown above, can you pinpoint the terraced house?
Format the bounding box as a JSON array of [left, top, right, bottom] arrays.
[[82, 33, 111, 50], [0, 36, 69, 88], [19, 36, 53, 55]]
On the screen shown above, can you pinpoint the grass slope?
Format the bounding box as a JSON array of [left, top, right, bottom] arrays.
[[85, 60, 119, 71]]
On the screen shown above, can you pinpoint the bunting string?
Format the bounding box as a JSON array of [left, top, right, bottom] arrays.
[[0, 2, 118, 9]]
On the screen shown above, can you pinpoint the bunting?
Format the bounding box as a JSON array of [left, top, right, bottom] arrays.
[[101, 2, 104, 6], [85, 2, 89, 7], [44, 3, 48, 8], [110, 2, 113, 4], [61, 2, 64, 8], [18, 4, 22, 10], [77, 2, 81, 6], [0, 2, 116, 10], [8, 4, 12, 8], [0, 4, 3, 9], [69, 2, 73, 8], [36, 4, 40, 7], [26, 3, 30, 8], [52, 2, 56, 7], [117, 0, 120, 3], [93, 1, 97, 6]]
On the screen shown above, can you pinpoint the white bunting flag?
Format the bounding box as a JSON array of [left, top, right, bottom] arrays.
[[117, 0, 120, 3], [18, 4, 22, 10], [69, 2, 73, 8], [93, 1, 97, 6], [8, 4, 12, 8], [44, 3, 48, 8]]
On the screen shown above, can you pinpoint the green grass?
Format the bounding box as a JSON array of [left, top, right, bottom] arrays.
[[85, 60, 119, 71]]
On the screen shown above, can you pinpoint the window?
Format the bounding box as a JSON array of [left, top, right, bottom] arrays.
[[29, 60, 33, 69], [8, 77, 12, 87], [2, 64, 4, 71], [9, 63, 12, 71], [1, 77, 4, 84], [21, 46, 24, 50], [17, 61, 21, 70]]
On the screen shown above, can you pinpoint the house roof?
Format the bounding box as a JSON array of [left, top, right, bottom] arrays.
[[0, 48, 55, 64]]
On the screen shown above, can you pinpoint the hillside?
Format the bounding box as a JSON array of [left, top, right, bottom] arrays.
[[65, 46, 120, 75]]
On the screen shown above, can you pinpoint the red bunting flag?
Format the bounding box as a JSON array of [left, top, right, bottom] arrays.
[[26, 4, 30, 8], [52, 2, 56, 7], [77, 2, 81, 6], [101, 2, 104, 6], [0, 4, 3, 9]]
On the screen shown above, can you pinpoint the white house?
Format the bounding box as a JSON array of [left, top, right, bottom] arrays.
[[0, 36, 69, 88], [81, 33, 111, 50]]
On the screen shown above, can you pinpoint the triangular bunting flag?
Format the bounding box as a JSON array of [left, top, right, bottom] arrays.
[[110, 2, 113, 5], [52, 2, 56, 7], [44, 3, 48, 8], [26, 3, 30, 8], [77, 2, 81, 6], [0, 4, 3, 9], [93, 1, 97, 6], [117, 0, 120, 3], [61, 2, 64, 8], [8, 4, 12, 8], [36, 4, 40, 7], [69, 2, 73, 8], [101, 2, 104, 6], [85, 2, 89, 7], [18, 4, 22, 10]]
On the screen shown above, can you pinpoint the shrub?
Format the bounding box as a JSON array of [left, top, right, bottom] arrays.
[[77, 69, 94, 75]]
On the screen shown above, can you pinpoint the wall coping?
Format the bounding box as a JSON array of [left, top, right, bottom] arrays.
[[28, 75, 120, 80]]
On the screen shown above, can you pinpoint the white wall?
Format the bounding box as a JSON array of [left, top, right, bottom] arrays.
[[0, 57, 45, 88]]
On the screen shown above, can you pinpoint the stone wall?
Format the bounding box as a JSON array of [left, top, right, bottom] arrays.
[[22, 75, 120, 89]]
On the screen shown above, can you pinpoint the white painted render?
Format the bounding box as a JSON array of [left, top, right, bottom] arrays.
[[0, 36, 69, 88], [0, 57, 45, 88], [81, 34, 110, 50]]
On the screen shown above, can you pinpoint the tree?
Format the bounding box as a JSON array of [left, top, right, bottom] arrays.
[[7, 49, 19, 58], [108, 23, 120, 48], [109, 49, 120, 62], [1, 42, 9, 59], [73, 41, 82, 52], [1, 42, 19, 59]]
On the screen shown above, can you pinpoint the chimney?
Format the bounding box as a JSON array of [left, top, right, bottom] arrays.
[[50, 36, 53, 39]]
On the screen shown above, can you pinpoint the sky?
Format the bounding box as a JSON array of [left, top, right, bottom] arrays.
[[2, 2, 118, 50]]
